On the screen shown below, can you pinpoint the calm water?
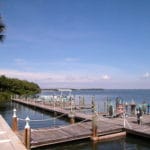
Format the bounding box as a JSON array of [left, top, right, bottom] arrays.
[[0, 89, 150, 150], [41, 89, 150, 112]]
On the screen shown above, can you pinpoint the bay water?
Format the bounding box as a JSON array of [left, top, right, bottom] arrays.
[[0, 89, 150, 150]]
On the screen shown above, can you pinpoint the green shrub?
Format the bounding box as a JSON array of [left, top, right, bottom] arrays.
[[0, 92, 11, 102]]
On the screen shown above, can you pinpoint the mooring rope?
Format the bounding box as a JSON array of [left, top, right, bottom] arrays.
[[32, 118, 89, 132], [124, 118, 132, 129], [96, 112, 133, 129], [18, 113, 66, 122], [95, 112, 128, 127]]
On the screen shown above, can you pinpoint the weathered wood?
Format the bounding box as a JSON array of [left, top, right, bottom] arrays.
[[12, 117, 18, 132], [16, 120, 125, 149], [12, 98, 92, 121], [0, 115, 26, 150], [92, 131, 126, 142], [101, 115, 150, 138], [12, 98, 150, 149], [12, 108, 18, 132]]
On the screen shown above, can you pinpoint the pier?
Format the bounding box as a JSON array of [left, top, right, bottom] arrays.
[[11, 98, 150, 149], [0, 115, 26, 150]]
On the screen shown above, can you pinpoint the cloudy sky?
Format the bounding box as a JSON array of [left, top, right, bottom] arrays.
[[1, 0, 150, 89]]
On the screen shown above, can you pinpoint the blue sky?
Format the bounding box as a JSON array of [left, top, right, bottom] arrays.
[[1, 0, 150, 89]]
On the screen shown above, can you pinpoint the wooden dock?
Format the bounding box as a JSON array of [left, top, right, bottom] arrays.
[[0, 115, 26, 150], [17, 120, 124, 149], [12, 98, 150, 149], [111, 115, 150, 138], [12, 98, 92, 121]]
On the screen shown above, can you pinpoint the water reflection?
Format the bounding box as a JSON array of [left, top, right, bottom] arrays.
[[34, 138, 150, 150], [0, 97, 150, 150], [0, 101, 69, 130]]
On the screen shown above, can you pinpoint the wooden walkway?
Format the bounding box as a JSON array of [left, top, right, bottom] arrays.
[[111, 115, 150, 138], [0, 115, 26, 150], [17, 120, 124, 149], [12, 98, 150, 149], [12, 98, 92, 121]]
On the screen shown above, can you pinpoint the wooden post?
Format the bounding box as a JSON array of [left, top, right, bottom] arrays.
[[61, 99, 63, 109], [131, 104, 136, 115], [82, 96, 85, 106], [91, 112, 98, 140], [24, 117, 31, 150], [123, 113, 126, 128], [125, 102, 128, 114], [106, 97, 109, 115], [130, 99, 136, 115], [12, 108, 18, 132], [98, 103, 100, 114], [91, 96, 96, 113], [147, 104, 150, 114], [69, 99, 75, 124], [53, 100, 57, 116], [70, 116, 75, 124], [92, 115, 97, 137], [91, 97, 98, 140], [54, 111, 57, 117], [68, 111, 75, 124], [104, 101, 106, 113]]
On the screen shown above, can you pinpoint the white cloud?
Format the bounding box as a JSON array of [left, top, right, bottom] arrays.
[[0, 69, 100, 86], [0, 68, 114, 88], [1, 68, 149, 89], [143, 72, 150, 78], [101, 74, 111, 80], [0, 69, 47, 81]]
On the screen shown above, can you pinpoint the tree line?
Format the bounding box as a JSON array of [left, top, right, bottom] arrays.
[[0, 75, 41, 100]]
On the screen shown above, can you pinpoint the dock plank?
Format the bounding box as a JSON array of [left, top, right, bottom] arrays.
[[22, 120, 125, 148], [0, 115, 26, 150], [12, 98, 150, 149]]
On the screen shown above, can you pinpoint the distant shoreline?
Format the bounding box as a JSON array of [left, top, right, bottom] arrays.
[[41, 88, 150, 91], [41, 88, 104, 91]]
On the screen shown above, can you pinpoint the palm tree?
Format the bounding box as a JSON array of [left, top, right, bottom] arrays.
[[0, 16, 5, 42]]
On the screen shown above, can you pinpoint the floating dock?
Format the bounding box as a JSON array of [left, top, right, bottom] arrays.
[[17, 119, 124, 149], [12, 98, 150, 149]]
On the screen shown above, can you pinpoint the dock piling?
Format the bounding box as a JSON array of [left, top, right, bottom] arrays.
[[91, 96, 96, 113], [130, 99, 136, 115], [68, 110, 75, 124], [70, 114, 75, 124], [12, 108, 18, 132], [69, 98, 75, 124], [125, 102, 128, 114], [92, 114, 97, 137], [123, 113, 126, 128], [147, 104, 150, 114], [91, 98, 98, 141], [24, 116, 31, 150]]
